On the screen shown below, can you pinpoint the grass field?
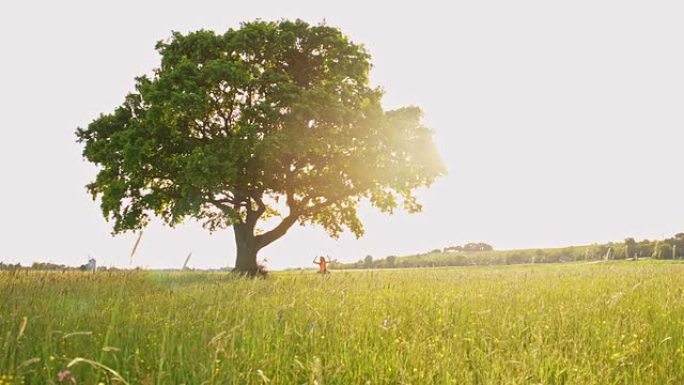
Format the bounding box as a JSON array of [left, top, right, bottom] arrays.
[[2, 261, 684, 384]]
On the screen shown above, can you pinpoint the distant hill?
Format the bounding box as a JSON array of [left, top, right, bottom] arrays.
[[335, 234, 684, 270]]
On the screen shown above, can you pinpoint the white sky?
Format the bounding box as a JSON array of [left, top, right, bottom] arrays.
[[1, 0, 682, 270]]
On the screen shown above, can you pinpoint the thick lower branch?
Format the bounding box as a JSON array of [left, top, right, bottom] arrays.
[[255, 214, 298, 250], [232, 189, 348, 257]]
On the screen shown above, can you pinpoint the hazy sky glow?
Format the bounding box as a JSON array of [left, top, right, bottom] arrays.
[[1, 0, 683, 270]]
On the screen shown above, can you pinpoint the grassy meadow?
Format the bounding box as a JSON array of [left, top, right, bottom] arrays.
[[2, 261, 684, 384]]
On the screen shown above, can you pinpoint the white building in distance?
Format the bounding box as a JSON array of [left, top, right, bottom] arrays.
[[86, 257, 96, 272]]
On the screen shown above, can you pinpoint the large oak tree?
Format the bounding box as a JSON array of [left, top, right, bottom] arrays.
[[77, 20, 445, 274]]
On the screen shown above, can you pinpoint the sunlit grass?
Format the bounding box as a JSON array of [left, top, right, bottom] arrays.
[[1, 261, 683, 384]]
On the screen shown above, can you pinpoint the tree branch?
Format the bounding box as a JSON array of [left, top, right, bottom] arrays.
[[255, 212, 298, 250], [253, 193, 348, 250], [207, 198, 243, 224], [246, 192, 266, 230], [210, 194, 237, 205]]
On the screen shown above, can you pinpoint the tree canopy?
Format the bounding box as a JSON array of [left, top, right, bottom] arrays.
[[77, 20, 445, 273]]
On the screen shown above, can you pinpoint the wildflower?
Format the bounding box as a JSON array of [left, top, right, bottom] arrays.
[[57, 370, 76, 384]]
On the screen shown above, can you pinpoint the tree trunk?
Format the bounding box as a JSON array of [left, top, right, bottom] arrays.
[[233, 224, 259, 275], [231, 211, 298, 276]]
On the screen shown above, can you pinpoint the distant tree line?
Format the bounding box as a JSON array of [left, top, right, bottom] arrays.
[[0, 261, 238, 272], [0, 262, 24, 271], [0, 262, 73, 271], [0, 262, 118, 271], [336, 234, 684, 269]]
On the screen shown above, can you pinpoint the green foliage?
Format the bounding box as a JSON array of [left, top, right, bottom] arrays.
[[76, 19, 445, 266], [3, 263, 684, 383]]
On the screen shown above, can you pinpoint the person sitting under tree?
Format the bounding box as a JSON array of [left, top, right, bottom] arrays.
[[313, 256, 334, 274]]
